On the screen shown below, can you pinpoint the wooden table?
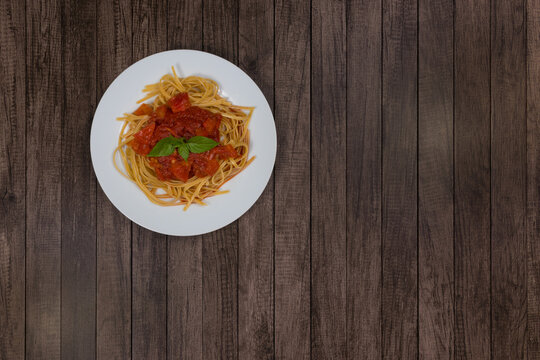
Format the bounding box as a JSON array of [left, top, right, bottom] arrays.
[[1, 0, 539, 359]]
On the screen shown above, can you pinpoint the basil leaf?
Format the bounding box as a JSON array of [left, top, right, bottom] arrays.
[[148, 136, 182, 157], [177, 144, 190, 161], [187, 136, 218, 153], [147, 135, 218, 159]]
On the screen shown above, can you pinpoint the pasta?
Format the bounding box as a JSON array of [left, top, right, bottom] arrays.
[[113, 67, 254, 210]]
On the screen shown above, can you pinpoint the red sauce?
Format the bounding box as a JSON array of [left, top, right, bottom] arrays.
[[128, 93, 239, 182]]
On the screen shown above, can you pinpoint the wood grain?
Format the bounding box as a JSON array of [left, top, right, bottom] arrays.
[[61, 0, 97, 358], [274, 0, 311, 359], [203, 0, 238, 61], [311, 0, 347, 358], [346, 0, 382, 358], [166, 2, 204, 360], [25, 0, 62, 358], [527, 1, 540, 357], [418, 0, 454, 358], [202, 227, 238, 360], [0, 0, 25, 358], [168, 236, 202, 360], [381, 0, 418, 358], [132, 227, 167, 360], [167, 0, 203, 51], [131, 1, 168, 359], [490, 0, 527, 358], [96, 0, 132, 359], [454, 0, 491, 358], [238, 0, 275, 358], [96, 200, 132, 360]]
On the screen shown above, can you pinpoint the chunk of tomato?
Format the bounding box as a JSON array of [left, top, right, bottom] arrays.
[[133, 103, 153, 116], [209, 144, 239, 160], [153, 105, 169, 119], [195, 127, 209, 137], [189, 153, 220, 177], [170, 159, 191, 182], [153, 124, 176, 143], [129, 139, 151, 155], [149, 155, 175, 181], [203, 117, 218, 133], [203, 115, 221, 141], [133, 122, 155, 144], [205, 158, 220, 175], [168, 92, 191, 113]]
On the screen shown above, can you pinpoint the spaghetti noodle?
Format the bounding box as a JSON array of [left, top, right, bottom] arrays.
[[113, 67, 254, 210]]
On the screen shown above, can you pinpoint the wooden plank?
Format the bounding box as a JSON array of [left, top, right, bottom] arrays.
[[346, 0, 382, 358], [418, 0, 454, 358], [0, 0, 25, 358], [168, 236, 202, 359], [490, 0, 527, 358], [311, 0, 347, 358], [237, 0, 275, 358], [454, 0, 491, 358], [527, 1, 540, 357], [25, 0, 62, 358], [96, 0, 132, 359], [133, 0, 168, 62], [132, 227, 167, 359], [166, 2, 203, 360], [381, 0, 417, 358], [202, 1, 239, 359], [131, 1, 168, 359], [202, 0, 238, 61], [96, 201, 132, 360], [167, 0, 202, 50], [26, 1, 63, 358], [274, 0, 311, 358], [202, 228, 238, 359], [61, 0, 97, 358]]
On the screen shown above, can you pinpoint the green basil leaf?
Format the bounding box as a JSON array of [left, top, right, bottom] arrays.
[[187, 136, 218, 153], [177, 144, 190, 161], [148, 135, 218, 159], [148, 136, 183, 157]]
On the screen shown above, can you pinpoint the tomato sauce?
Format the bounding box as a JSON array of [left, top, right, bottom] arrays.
[[129, 93, 239, 182]]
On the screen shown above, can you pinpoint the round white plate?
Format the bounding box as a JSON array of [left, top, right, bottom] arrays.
[[90, 50, 276, 236]]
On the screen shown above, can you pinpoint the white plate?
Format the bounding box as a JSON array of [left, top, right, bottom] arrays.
[[90, 50, 276, 236]]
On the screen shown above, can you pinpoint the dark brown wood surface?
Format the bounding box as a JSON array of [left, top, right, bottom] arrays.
[[382, 0, 418, 357], [528, 2, 540, 359], [274, 0, 311, 359], [0, 0, 25, 358], [346, 0, 382, 358], [25, 0, 62, 358], [311, 0, 347, 358], [491, 1, 528, 358], [418, 0, 454, 358], [454, 0, 491, 358], [1, 0, 539, 359], [61, 1, 97, 359]]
